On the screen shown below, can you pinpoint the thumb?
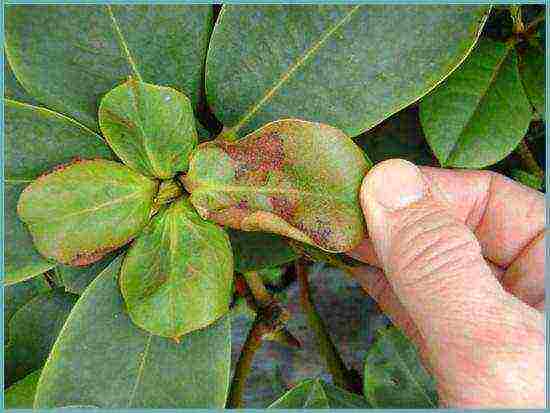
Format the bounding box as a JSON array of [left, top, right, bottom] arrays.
[[360, 159, 544, 407]]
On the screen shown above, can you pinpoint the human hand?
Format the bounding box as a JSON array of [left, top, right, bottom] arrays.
[[348, 159, 545, 408]]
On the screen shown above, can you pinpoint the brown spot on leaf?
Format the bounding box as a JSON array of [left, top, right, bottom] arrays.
[[68, 243, 121, 267], [220, 132, 285, 179], [269, 196, 297, 222]]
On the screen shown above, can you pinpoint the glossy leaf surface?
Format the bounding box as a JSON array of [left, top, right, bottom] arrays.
[[184, 120, 369, 253], [420, 39, 532, 168], [5, 5, 213, 130], [269, 378, 370, 408], [17, 159, 157, 266], [99, 80, 197, 178], [207, 5, 489, 137], [5, 370, 42, 408], [228, 229, 298, 273], [363, 327, 438, 408], [35, 257, 232, 408], [5, 289, 78, 386], [518, 42, 545, 119], [5, 100, 113, 284], [120, 198, 233, 338]]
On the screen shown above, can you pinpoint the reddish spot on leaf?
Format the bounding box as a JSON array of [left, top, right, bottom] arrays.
[[269, 196, 297, 221]]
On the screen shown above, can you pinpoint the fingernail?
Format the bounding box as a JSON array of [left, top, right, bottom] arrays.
[[365, 159, 426, 211]]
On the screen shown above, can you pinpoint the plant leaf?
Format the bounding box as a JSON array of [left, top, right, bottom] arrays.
[[34, 257, 232, 408], [5, 276, 50, 344], [5, 289, 78, 386], [228, 230, 298, 273], [5, 370, 42, 408], [518, 42, 545, 119], [120, 198, 233, 339], [206, 5, 489, 137], [268, 378, 370, 408], [4, 52, 38, 105], [17, 159, 158, 266], [5, 5, 213, 130], [419, 39, 532, 168], [56, 251, 120, 295], [363, 327, 438, 408], [99, 79, 198, 179], [184, 119, 369, 253], [5, 100, 114, 284]]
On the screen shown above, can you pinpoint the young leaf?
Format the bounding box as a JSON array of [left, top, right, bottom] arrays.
[[206, 5, 489, 137], [5, 289, 78, 386], [268, 378, 370, 408], [419, 39, 532, 168], [17, 159, 158, 266], [228, 229, 298, 273], [35, 257, 232, 408], [120, 198, 233, 339], [184, 119, 369, 253], [5, 100, 114, 284], [5, 370, 42, 409], [363, 327, 438, 408], [99, 80, 198, 179], [518, 42, 545, 119], [5, 5, 213, 130]]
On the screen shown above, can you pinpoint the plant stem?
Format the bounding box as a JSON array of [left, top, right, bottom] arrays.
[[516, 140, 544, 179], [510, 5, 525, 34], [227, 318, 264, 408], [296, 261, 362, 394]]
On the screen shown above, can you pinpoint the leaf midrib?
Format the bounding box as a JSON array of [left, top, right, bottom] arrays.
[[25, 190, 146, 224], [445, 43, 513, 165], [227, 5, 361, 135], [192, 183, 354, 204]]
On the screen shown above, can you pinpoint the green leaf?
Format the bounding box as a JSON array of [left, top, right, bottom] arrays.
[[363, 327, 438, 408], [4, 53, 38, 105], [35, 257, 232, 408], [419, 39, 532, 168], [99, 79, 198, 179], [120, 198, 233, 339], [184, 119, 369, 253], [56, 251, 120, 295], [5, 276, 50, 338], [206, 5, 489, 137], [5, 5, 213, 130], [511, 169, 543, 190], [269, 378, 370, 408], [5, 100, 114, 284], [228, 230, 298, 273], [5, 370, 42, 408], [518, 42, 545, 120], [17, 159, 158, 266], [5, 289, 78, 386]]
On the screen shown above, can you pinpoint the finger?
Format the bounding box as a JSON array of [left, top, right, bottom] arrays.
[[360, 159, 545, 408], [418, 167, 544, 269]]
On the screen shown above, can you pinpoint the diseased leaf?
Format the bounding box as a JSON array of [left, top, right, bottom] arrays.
[[57, 251, 120, 295], [99, 79, 197, 179], [269, 378, 370, 408], [5, 370, 42, 408], [5, 289, 78, 386], [35, 257, 232, 408], [419, 39, 532, 168], [363, 327, 438, 408], [228, 229, 298, 273], [5, 100, 114, 284], [5, 5, 213, 130], [518, 42, 545, 119], [184, 119, 369, 253], [206, 5, 489, 137], [17, 159, 158, 266], [120, 198, 233, 339]]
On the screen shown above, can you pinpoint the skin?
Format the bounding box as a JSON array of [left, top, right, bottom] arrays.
[[347, 159, 545, 408]]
